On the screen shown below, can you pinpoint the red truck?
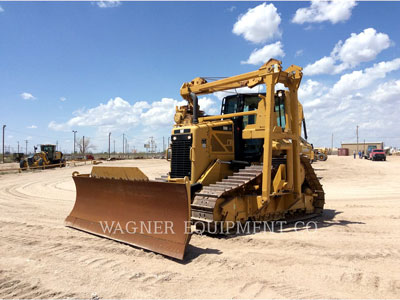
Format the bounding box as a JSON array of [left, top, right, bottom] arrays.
[[369, 149, 386, 161]]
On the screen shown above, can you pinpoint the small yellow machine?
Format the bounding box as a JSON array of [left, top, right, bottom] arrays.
[[20, 144, 66, 169], [66, 59, 324, 260], [314, 147, 328, 161]]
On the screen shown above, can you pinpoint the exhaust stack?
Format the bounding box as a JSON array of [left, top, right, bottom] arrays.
[[190, 92, 199, 124]]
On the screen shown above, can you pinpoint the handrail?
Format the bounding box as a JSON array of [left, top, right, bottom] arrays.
[[199, 110, 257, 122]]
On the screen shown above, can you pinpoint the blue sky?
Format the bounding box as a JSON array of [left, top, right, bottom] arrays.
[[1, 1, 400, 153]]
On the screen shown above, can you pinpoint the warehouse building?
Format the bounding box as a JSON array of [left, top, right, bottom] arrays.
[[341, 142, 384, 154]]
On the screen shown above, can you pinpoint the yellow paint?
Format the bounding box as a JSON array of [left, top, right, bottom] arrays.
[[198, 160, 234, 187], [91, 166, 149, 181]]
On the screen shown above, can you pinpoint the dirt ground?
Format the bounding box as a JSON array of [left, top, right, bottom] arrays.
[[0, 156, 399, 299]]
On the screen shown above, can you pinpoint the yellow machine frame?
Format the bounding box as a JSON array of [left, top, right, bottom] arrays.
[[178, 59, 305, 207]]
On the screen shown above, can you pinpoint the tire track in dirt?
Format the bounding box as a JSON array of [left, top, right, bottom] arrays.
[[1, 211, 398, 299], [1, 158, 400, 298], [0, 271, 76, 299], [1, 176, 74, 204], [5, 219, 396, 299], [235, 279, 327, 299]]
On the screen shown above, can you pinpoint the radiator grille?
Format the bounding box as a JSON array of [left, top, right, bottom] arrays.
[[170, 134, 192, 178]]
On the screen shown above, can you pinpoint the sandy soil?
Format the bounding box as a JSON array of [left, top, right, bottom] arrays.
[[0, 156, 399, 299]]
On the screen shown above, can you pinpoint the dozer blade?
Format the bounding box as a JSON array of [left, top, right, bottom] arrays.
[[65, 167, 191, 260]]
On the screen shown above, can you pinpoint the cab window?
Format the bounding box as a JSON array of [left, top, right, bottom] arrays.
[[274, 93, 286, 129], [242, 96, 259, 127], [224, 96, 239, 114]]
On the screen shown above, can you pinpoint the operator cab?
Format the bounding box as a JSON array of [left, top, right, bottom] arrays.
[[41, 144, 55, 160], [221, 92, 286, 162]]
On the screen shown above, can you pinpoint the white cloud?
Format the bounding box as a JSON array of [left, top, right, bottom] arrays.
[[304, 28, 392, 75], [292, 0, 357, 24], [0, 6, 4, 13], [333, 28, 391, 67], [303, 98, 323, 109], [274, 83, 286, 91], [241, 41, 285, 65], [198, 97, 219, 115], [298, 79, 328, 101], [27, 125, 37, 129], [20, 92, 36, 100], [300, 59, 400, 147], [140, 98, 186, 128], [60, 97, 67, 102], [95, 1, 121, 8], [331, 58, 400, 96], [295, 49, 304, 57], [233, 3, 281, 44], [48, 96, 186, 132], [372, 80, 400, 103], [303, 56, 345, 75], [227, 6, 236, 12]]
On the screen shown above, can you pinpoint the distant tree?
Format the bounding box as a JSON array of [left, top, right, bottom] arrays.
[[76, 137, 96, 153]]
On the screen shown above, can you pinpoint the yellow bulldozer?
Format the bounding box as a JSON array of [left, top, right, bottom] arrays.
[[65, 59, 324, 260], [20, 144, 66, 169]]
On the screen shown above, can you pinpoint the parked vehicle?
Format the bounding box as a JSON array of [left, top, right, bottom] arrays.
[[369, 149, 386, 161]]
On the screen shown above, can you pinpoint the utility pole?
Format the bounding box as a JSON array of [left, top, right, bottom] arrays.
[[163, 136, 165, 152], [167, 136, 170, 156], [113, 140, 115, 154], [82, 136, 85, 155], [331, 133, 333, 153], [72, 130, 77, 155], [25, 140, 28, 155], [17, 141, 20, 153], [356, 125, 359, 155], [56, 140, 58, 151], [108, 132, 111, 158], [122, 133, 125, 155], [2, 125, 5, 163]]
